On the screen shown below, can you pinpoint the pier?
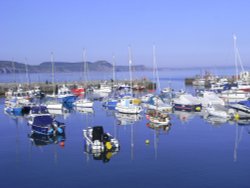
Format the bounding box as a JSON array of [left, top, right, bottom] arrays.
[[0, 78, 155, 96]]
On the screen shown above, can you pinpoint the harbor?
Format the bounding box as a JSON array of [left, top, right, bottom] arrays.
[[2, 0, 250, 187]]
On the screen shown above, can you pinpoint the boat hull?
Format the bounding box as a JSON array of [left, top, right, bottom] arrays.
[[173, 103, 202, 112]]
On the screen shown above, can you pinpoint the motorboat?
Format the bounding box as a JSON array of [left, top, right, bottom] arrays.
[[93, 83, 112, 94], [198, 91, 225, 108], [28, 114, 65, 135], [102, 98, 118, 108], [57, 84, 77, 103], [146, 109, 170, 125], [206, 104, 230, 119], [143, 95, 172, 112], [219, 89, 249, 103], [83, 126, 119, 152], [192, 78, 206, 86], [4, 99, 23, 115], [140, 93, 154, 103], [228, 100, 250, 119], [172, 93, 202, 112]]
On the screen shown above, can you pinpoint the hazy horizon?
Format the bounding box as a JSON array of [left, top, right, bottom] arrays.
[[1, 0, 250, 67]]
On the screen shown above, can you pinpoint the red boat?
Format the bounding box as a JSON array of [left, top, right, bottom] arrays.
[[71, 88, 85, 96]]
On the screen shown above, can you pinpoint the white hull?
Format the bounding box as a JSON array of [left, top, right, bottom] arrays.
[[149, 117, 170, 125], [207, 108, 229, 119], [46, 103, 63, 110], [73, 99, 93, 108], [115, 105, 142, 114]]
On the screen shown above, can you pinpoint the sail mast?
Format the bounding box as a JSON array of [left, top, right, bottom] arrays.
[[112, 54, 116, 86], [51, 52, 55, 95], [83, 48, 87, 82], [128, 46, 133, 96], [233, 34, 238, 82], [153, 45, 161, 93]]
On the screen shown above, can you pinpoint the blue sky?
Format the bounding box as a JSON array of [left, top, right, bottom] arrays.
[[1, 0, 250, 67]]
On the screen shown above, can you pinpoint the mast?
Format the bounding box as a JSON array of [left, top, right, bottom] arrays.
[[12, 59, 16, 85], [25, 57, 30, 88], [51, 52, 55, 95], [112, 54, 116, 87], [83, 48, 87, 83], [128, 46, 133, 96], [233, 34, 238, 82], [153, 45, 161, 93]]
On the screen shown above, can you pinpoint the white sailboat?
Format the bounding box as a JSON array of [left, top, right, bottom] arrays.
[[45, 52, 63, 110], [73, 49, 94, 108], [115, 46, 142, 114]]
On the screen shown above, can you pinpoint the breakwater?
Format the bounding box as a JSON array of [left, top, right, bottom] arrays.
[[0, 79, 155, 96]]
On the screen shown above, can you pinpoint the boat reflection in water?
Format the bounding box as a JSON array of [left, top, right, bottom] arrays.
[[146, 122, 172, 132], [173, 110, 196, 123], [74, 106, 94, 114], [28, 132, 66, 147], [115, 112, 142, 126], [146, 122, 172, 159], [203, 115, 228, 126], [84, 145, 119, 163]]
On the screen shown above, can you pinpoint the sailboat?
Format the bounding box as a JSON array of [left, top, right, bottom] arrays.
[[115, 46, 142, 114], [73, 49, 94, 108], [218, 35, 250, 102], [45, 52, 63, 110]]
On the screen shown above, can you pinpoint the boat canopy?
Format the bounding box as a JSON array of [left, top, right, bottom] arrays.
[[92, 126, 104, 141], [30, 106, 49, 114], [238, 100, 250, 108], [33, 115, 53, 126]]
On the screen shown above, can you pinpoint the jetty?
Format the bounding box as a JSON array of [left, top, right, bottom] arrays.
[[0, 78, 155, 96]]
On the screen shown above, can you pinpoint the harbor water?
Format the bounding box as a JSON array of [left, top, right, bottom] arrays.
[[1, 69, 250, 188]]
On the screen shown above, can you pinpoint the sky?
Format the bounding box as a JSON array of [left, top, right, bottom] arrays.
[[1, 0, 250, 67]]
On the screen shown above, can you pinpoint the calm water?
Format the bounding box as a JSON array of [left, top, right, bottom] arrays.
[[1, 69, 250, 188]]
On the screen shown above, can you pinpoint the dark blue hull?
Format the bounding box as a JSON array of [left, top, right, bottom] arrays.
[[31, 124, 65, 135]]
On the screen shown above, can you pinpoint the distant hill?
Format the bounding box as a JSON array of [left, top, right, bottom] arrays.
[[0, 60, 148, 73]]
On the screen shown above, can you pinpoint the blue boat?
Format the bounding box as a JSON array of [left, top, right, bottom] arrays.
[[103, 98, 118, 108], [28, 115, 65, 135]]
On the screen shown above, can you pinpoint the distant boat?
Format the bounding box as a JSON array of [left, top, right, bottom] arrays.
[[73, 98, 93, 108], [56, 84, 77, 103]]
